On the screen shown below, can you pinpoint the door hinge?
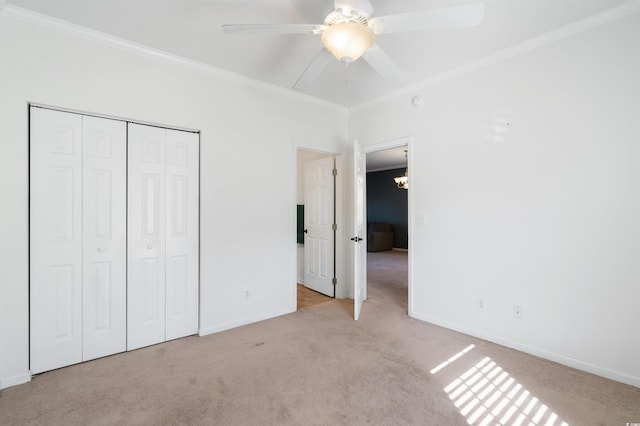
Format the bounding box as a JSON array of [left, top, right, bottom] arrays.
[[332, 223, 337, 231], [332, 278, 337, 286], [332, 168, 337, 176]]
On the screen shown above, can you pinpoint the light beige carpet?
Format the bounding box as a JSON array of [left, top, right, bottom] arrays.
[[1, 250, 639, 425]]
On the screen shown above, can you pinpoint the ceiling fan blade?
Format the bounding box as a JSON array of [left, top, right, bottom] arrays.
[[368, 2, 485, 34], [292, 49, 334, 90], [362, 44, 407, 83], [222, 24, 325, 35]]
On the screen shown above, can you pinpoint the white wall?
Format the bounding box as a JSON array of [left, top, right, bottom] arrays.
[[0, 13, 348, 388], [350, 13, 640, 387]]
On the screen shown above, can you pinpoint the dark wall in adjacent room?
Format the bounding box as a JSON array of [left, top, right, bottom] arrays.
[[367, 168, 408, 249]]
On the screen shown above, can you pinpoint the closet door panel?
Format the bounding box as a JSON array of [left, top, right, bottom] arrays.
[[127, 124, 167, 350], [82, 116, 127, 361], [30, 107, 83, 374], [165, 130, 199, 340]]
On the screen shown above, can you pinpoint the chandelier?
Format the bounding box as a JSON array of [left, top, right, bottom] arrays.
[[393, 150, 408, 190]]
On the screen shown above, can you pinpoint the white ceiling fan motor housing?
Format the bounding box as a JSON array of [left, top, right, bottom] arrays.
[[323, 0, 374, 25]]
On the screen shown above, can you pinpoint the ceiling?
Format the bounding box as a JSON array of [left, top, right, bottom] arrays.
[[367, 147, 407, 172], [5, 0, 632, 107]]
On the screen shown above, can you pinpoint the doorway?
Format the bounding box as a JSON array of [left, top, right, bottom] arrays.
[[361, 138, 412, 316], [296, 148, 339, 308], [294, 139, 412, 317]]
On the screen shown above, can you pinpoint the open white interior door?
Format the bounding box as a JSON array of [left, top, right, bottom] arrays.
[[304, 156, 335, 297], [353, 140, 367, 320]]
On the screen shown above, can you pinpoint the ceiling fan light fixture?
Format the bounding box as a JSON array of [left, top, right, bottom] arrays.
[[321, 22, 375, 62]]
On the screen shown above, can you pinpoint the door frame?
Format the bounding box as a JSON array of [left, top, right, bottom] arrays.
[[362, 136, 414, 316], [293, 145, 345, 309]]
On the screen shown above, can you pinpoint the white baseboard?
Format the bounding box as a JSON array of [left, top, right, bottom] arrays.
[[409, 311, 640, 389], [392, 248, 408, 252], [199, 307, 295, 336], [0, 371, 31, 390]]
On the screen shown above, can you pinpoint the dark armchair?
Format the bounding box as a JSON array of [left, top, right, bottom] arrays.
[[367, 222, 394, 252]]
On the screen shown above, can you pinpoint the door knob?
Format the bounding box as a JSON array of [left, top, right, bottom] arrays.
[[304, 229, 308, 234], [97, 247, 104, 253], [350, 236, 363, 242], [146, 244, 153, 250]]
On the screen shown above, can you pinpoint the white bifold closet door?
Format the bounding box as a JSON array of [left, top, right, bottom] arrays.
[[127, 123, 199, 351], [82, 116, 127, 361], [30, 108, 126, 374]]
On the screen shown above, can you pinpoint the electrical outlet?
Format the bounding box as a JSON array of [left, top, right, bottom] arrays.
[[477, 298, 486, 312], [513, 305, 523, 320], [244, 289, 250, 300]]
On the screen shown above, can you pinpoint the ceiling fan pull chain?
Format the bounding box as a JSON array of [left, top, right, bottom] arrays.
[[343, 61, 349, 84]]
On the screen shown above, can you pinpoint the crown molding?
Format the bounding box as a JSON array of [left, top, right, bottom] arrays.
[[351, 0, 640, 112], [0, 5, 348, 114]]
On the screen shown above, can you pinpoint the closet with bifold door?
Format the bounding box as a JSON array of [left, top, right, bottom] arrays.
[[29, 106, 199, 375]]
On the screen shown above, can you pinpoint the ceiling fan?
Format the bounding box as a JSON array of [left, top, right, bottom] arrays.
[[222, 0, 485, 89]]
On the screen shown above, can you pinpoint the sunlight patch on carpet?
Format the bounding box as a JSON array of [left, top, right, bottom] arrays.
[[433, 352, 569, 425], [430, 344, 476, 374]]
